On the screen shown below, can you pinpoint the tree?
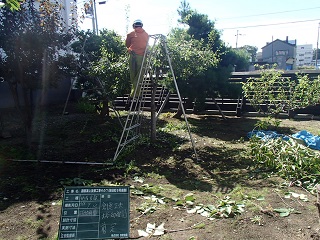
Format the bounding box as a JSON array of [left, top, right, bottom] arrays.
[[0, 0, 24, 11], [226, 48, 250, 71], [313, 48, 320, 61], [70, 30, 104, 94], [240, 45, 258, 62], [0, 1, 76, 144], [71, 29, 130, 117], [177, 0, 191, 24], [169, 1, 245, 116], [92, 29, 130, 101], [160, 28, 221, 115]]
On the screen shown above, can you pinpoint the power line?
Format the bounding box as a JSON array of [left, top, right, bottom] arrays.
[[222, 18, 320, 30], [219, 6, 320, 20]]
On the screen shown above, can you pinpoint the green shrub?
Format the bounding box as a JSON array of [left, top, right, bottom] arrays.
[[76, 98, 96, 113]]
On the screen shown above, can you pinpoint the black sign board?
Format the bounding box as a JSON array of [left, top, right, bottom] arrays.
[[58, 186, 130, 239]]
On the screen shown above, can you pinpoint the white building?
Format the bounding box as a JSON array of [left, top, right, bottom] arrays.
[[296, 44, 313, 67], [33, 0, 78, 30], [60, 0, 78, 29]]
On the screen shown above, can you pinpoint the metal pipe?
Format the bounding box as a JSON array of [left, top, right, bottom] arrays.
[[161, 35, 199, 161], [5, 159, 113, 165]]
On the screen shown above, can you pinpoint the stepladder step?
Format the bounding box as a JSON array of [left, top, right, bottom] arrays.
[[125, 123, 140, 131], [120, 135, 140, 147]]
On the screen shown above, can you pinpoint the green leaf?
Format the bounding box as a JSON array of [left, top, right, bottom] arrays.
[[256, 195, 265, 201], [279, 211, 290, 217], [153, 223, 165, 236], [193, 223, 206, 229], [201, 211, 211, 217], [205, 205, 216, 211], [291, 192, 300, 198], [273, 208, 292, 217], [299, 194, 308, 202], [131, 190, 144, 195], [284, 192, 291, 199], [273, 208, 290, 213], [176, 200, 184, 206], [186, 201, 194, 206], [227, 206, 234, 214], [137, 230, 149, 237], [197, 208, 205, 214], [184, 193, 195, 202], [187, 208, 198, 214]]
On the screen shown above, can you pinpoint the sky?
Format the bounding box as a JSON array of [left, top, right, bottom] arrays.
[[78, 0, 320, 52]]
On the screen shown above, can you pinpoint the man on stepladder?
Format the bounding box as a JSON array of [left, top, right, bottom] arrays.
[[125, 19, 149, 99]]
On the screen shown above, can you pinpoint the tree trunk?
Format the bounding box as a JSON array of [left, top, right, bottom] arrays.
[[173, 98, 192, 119], [150, 71, 158, 142], [173, 103, 183, 118], [100, 98, 110, 118], [193, 97, 206, 113], [22, 87, 34, 147], [7, 75, 33, 147]]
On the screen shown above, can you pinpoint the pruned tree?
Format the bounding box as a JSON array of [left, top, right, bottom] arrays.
[[165, 1, 247, 117], [70, 29, 130, 117], [161, 28, 220, 114], [0, 1, 76, 145]]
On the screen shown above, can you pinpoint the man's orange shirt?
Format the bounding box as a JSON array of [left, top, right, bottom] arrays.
[[125, 27, 149, 56]]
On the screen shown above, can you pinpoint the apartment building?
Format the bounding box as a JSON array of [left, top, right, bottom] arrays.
[[33, 0, 78, 30], [296, 44, 313, 67], [61, 0, 78, 29]]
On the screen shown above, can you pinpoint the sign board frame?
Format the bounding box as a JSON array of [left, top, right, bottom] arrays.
[[58, 186, 130, 239]]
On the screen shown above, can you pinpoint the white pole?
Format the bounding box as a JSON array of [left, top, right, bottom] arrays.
[[93, 0, 98, 34], [316, 22, 319, 69], [235, 30, 239, 48], [91, 1, 96, 34]]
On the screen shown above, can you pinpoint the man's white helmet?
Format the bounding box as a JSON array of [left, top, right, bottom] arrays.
[[133, 19, 143, 28]]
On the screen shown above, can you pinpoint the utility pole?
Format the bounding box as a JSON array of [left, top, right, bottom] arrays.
[[235, 30, 242, 48], [316, 22, 320, 69], [84, 1, 96, 33], [271, 36, 274, 63], [90, 0, 107, 35], [93, 0, 98, 34]]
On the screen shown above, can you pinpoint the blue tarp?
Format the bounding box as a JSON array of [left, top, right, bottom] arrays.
[[248, 130, 320, 150], [292, 130, 320, 150], [247, 130, 290, 141]]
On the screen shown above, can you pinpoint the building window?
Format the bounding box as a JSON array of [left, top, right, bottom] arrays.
[[275, 50, 288, 56]]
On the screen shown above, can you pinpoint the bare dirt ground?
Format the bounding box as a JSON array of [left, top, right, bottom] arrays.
[[1, 104, 320, 240]]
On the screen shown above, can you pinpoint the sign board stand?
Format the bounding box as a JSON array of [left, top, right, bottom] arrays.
[[59, 186, 130, 239]]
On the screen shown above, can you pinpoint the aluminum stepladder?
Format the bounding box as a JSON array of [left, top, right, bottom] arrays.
[[113, 34, 198, 161]]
